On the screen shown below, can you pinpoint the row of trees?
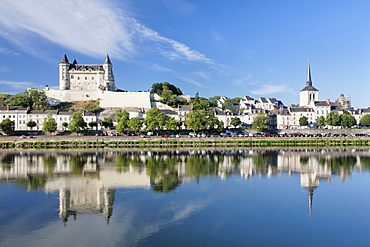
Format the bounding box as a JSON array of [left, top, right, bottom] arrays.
[[298, 111, 359, 128]]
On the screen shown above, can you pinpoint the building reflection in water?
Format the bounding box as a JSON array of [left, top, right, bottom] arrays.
[[1, 148, 369, 222]]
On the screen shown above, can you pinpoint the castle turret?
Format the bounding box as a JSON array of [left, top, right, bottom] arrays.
[[103, 55, 115, 91], [59, 54, 70, 90]]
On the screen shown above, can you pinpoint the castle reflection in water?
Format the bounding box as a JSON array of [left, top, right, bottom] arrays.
[[1, 148, 369, 222]]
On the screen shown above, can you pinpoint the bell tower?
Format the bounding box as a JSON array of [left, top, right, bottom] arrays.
[[299, 60, 319, 107]]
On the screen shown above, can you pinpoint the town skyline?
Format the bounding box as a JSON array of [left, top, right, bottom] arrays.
[[1, 1, 370, 108]]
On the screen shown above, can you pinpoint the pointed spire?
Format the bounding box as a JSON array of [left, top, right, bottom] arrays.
[[60, 54, 69, 63], [306, 59, 312, 85], [104, 54, 112, 65], [72, 58, 78, 65]]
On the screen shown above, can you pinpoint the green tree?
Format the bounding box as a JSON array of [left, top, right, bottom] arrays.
[[165, 117, 179, 131], [317, 116, 326, 127], [190, 93, 211, 110], [27, 120, 37, 130], [360, 114, 370, 127], [88, 121, 98, 130], [252, 112, 269, 132], [230, 117, 242, 128], [42, 113, 57, 133], [69, 112, 87, 134], [151, 82, 183, 96], [340, 112, 356, 128], [101, 118, 113, 129], [0, 118, 14, 135], [5, 89, 48, 109], [326, 111, 341, 126], [116, 109, 130, 132], [299, 116, 308, 126], [185, 110, 221, 132], [62, 122, 68, 130], [128, 117, 143, 133], [84, 100, 101, 114], [223, 97, 241, 111], [144, 108, 169, 131]]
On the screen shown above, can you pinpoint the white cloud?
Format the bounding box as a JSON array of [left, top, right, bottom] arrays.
[[233, 73, 253, 86], [0, 0, 212, 64], [162, 0, 197, 16], [251, 83, 294, 95], [175, 75, 204, 88], [149, 64, 173, 72], [0, 80, 38, 89]]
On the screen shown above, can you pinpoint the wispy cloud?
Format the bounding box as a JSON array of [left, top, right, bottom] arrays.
[[251, 83, 294, 95], [0, 0, 212, 64], [148, 64, 173, 72], [175, 75, 205, 88], [233, 73, 253, 86], [0, 47, 20, 55], [0, 80, 39, 90], [162, 0, 197, 16]]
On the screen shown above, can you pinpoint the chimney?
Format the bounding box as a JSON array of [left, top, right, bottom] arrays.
[[6, 105, 10, 111], [326, 99, 330, 105]]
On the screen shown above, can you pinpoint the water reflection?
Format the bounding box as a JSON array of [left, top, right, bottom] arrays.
[[1, 148, 370, 224]]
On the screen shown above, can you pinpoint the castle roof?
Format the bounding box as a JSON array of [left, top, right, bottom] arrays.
[[104, 55, 112, 65], [60, 54, 69, 63]]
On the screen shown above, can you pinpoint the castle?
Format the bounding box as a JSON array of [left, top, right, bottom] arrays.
[[59, 54, 115, 91], [44, 54, 163, 110]]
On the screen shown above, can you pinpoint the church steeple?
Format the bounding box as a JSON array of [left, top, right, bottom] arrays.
[[306, 59, 312, 86]]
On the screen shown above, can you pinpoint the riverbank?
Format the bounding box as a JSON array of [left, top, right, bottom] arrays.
[[1, 135, 370, 149]]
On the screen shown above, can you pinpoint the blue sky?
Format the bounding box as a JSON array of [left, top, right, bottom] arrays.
[[1, 0, 370, 108]]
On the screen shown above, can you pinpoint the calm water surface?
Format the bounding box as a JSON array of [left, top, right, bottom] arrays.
[[1, 148, 370, 247]]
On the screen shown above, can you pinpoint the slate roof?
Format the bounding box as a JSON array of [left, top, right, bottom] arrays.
[[290, 107, 315, 112]]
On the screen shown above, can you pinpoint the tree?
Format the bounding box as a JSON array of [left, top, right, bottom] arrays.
[[0, 118, 14, 135], [185, 110, 221, 132], [69, 112, 87, 134], [165, 117, 180, 131], [5, 89, 48, 109], [42, 113, 57, 133], [62, 122, 68, 130], [88, 121, 98, 130], [190, 93, 211, 110], [299, 116, 308, 127], [223, 97, 242, 111], [317, 116, 326, 127], [84, 100, 101, 114], [27, 120, 37, 130], [144, 108, 169, 131], [128, 117, 143, 133], [230, 117, 242, 128], [326, 111, 341, 126], [360, 114, 370, 127], [340, 112, 356, 128], [116, 109, 129, 132], [101, 118, 113, 129], [252, 112, 269, 132], [151, 82, 183, 96]]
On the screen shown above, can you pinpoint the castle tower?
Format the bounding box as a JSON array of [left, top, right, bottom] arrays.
[[103, 55, 115, 91], [299, 60, 319, 106], [59, 54, 70, 90]]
